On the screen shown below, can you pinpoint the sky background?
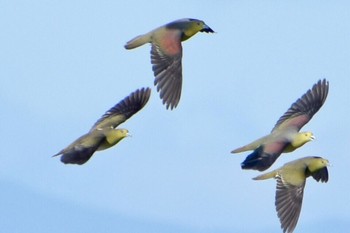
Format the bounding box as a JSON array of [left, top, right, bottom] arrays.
[[1, 1, 349, 232]]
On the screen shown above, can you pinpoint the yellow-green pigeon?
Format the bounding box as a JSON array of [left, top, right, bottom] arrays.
[[231, 79, 329, 171], [53, 88, 151, 165], [253, 156, 329, 233], [124, 18, 214, 110]]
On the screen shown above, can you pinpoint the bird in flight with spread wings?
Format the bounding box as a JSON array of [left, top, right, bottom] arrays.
[[53, 88, 151, 165], [253, 156, 329, 233], [231, 79, 329, 171], [125, 18, 214, 110]]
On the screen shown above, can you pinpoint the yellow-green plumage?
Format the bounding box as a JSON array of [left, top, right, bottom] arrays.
[[96, 128, 129, 151], [125, 18, 214, 110], [231, 131, 314, 154], [253, 156, 329, 233], [53, 88, 151, 165], [231, 79, 328, 171], [283, 132, 314, 152]]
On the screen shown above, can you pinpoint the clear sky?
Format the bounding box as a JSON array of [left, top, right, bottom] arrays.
[[1, 1, 349, 232]]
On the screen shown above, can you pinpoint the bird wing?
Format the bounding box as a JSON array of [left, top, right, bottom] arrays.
[[275, 174, 305, 233], [311, 167, 329, 183], [90, 88, 151, 131], [151, 39, 183, 110], [53, 131, 106, 165], [272, 79, 329, 133]]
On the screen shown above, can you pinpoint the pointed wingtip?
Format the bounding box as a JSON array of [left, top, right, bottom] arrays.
[[165, 103, 177, 110], [162, 94, 179, 110], [139, 87, 152, 100]]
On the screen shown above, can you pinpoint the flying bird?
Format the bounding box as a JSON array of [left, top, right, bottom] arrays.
[[53, 88, 151, 165], [124, 18, 214, 110], [231, 79, 329, 171], [253, 156, 329, 233]]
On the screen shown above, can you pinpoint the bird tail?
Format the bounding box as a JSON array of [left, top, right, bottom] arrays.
[[124, 33, 151, 49], [241, 146, 279, 171], [231, 136, 267, 153], [52, 151, 62, 157], [252, 170, 277, 180], [231, 145, 253, 153]]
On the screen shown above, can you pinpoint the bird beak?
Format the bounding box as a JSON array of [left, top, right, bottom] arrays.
[[200, 25, 214, 33], [310, 135, 316, 140], [126, 133, 132, 137]]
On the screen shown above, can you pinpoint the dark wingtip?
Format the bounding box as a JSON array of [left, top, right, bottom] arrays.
[[314, 78, 329, 103], [312, 167, 329, 183], [135, 87, 152, 107], [97, 87, 152, 125], [165, 101, 178, 110], [157, 85, 179, 110]]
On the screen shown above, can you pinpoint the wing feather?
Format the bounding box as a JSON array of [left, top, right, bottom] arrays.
[[275, 175, 305, 233], [272, 79, 329, 132], [311, 167, 329, 182], [151, 44, 182, 110], [90, 88, 151, 131]]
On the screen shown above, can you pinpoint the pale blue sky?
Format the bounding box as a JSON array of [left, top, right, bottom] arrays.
[[1, 1, 349, 232]]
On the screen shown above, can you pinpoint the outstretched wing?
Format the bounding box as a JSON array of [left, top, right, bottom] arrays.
[[151, 41, 183, 110], [275, 175, 305, 233], [311, 167, 329, 183], [90, 88, 151, 131], [272, 79, 329, 132]]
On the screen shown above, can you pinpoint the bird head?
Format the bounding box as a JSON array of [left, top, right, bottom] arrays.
[[304, 132, 315, 141], [169, 18, 214, 41], [288, 131, 315, 150], [187, 19, 214, 33], [198, 22, 214, 33], [104, 128, 130, 146], [298, 131, 315, 143], [116, 128, 130, 138], [308, 157, 330, 172], [315, 157, 330, 168]]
